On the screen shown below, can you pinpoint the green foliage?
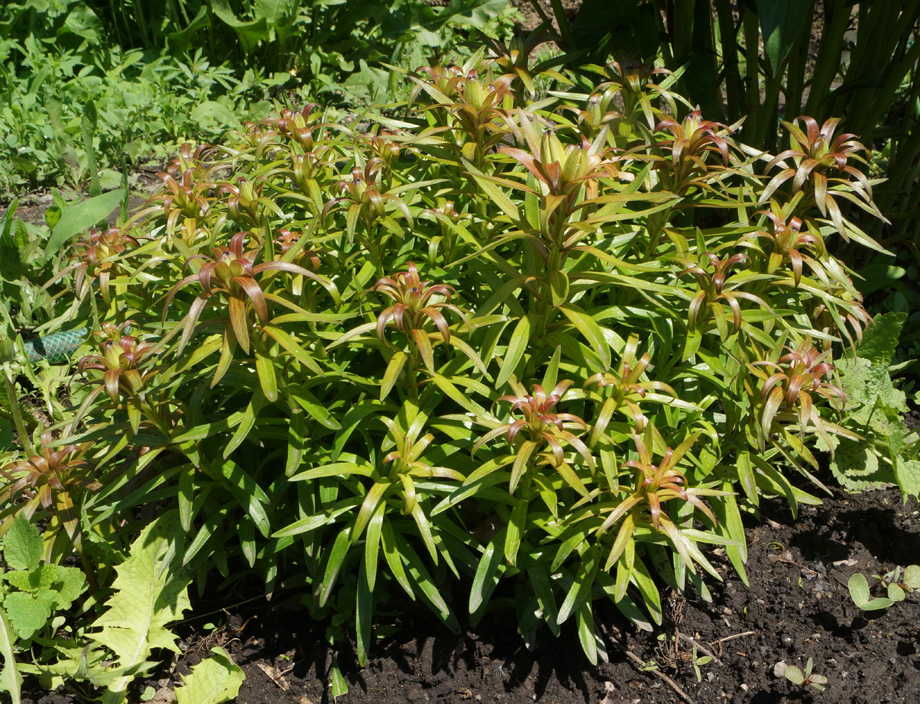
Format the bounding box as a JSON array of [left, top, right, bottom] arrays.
[[824, 312, 919, 497], [847, 564, 920, 612], [0, 0, 518, 194], [0, 514, 88, 704], [0, 603, 20, 704], [47, 190, 126, 262], [0, 46, 888, 672], [14, 513, 200, 701], [89, 514, 191, 702], [782, 657, 827, 692], [174, 647, 245, 704], [553, 0, 920, 320], [0, 515, 87, 641]]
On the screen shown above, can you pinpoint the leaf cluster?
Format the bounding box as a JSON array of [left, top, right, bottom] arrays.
[[0, 515, 86, 642], [823, 312, 920, 497], [0, 47, 892, 673], [848, 564, 920, 613]]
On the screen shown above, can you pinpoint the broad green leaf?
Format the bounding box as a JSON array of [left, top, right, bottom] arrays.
[[190, 101, 243, 132], [2, 515, 42, 572], [166, 6, 210, 52], [888, 582, 905, 602], [175, 648, 244, 704], [46, 189, 124, 260], [857, 311, 906, 366], [894, 458, 920, 500], [904, 565, 920, 589], [847, 573, 892, 611], [210, 0, 270, 51], [3, 592, 55, 640]]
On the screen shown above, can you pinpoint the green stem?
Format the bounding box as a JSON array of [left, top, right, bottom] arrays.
[[3, 373, 34, 457], [75, 537, 99, 594], [406, 347, 420, 401], [644, 207, 672, 261], [547, 0, 576, 50]]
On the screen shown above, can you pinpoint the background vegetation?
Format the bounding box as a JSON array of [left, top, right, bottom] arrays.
[[0, 0, 516, 196]]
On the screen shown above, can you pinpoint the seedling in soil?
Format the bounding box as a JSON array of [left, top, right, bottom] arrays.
[[689, 641, 712, 683], [848, 565, 920, 611], [782, 657, 827, 692]]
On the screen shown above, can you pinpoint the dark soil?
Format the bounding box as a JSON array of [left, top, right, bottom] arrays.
[[204, 486, 920, 704], [25, 484, 917, 704]]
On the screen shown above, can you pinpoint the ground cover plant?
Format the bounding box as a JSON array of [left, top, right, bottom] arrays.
[[1, 37, 919, 702]]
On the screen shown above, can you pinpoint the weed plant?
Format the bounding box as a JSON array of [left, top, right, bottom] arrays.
[[0, 46, 908, 683]]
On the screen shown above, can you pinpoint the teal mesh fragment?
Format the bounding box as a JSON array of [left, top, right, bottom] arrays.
[[24, 328, 89, 364]]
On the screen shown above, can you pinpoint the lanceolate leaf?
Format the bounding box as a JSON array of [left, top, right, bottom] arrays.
[[497, 314, 532, 388], [558, 305, 611, 368], [470, 528, 506, 619], [760, 0, 813, 74]]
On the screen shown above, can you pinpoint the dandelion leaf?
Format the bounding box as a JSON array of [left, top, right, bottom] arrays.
[[175, 647, 245, 704], [90, 513, 191, 702]]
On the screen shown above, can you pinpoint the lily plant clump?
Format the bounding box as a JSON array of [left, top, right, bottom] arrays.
[[1, 48, 895, 666]]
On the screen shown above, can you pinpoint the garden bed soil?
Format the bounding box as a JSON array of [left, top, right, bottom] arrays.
[[25, 483, 919, 704]]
